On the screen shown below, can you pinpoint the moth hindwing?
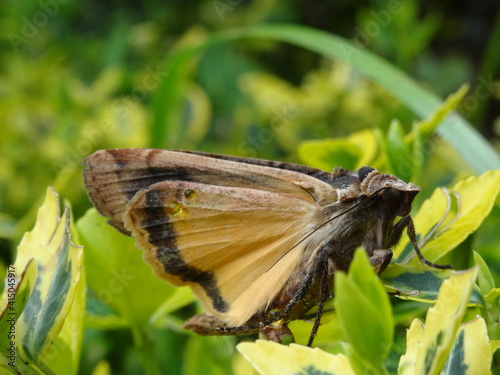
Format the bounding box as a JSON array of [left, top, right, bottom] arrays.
[[83, 148, 445, 346]]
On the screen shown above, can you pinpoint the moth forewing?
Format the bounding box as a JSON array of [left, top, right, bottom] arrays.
[[120, 172, 327, 326], [83, 149, 339, 231]]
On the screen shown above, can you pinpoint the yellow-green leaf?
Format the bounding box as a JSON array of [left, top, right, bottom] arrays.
[[237, 340, 356, 375], [394, 170, 500, 264], [0, 188, 84, 374], [398, 319, 425, 375], [298, 130, 377, 172], [0, 259, 38, 373], [441, 316, 492, 375], [0, 353, 45, 374], [0, 259, 37, 342], [91, 360, 111, 375], [45, 239, 86, 375], [399, 267, 478, 375]]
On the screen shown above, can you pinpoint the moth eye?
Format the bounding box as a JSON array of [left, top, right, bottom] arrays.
[[184, 189, 196, 199], [381, 187, 402, 207], [166, 201, 183, 216]]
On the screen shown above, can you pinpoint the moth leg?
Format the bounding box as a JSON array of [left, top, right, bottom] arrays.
[[306, 260, 330, 347], [184, 313, 259, 336], [369, 250, 393, 275], [184, 312, 295, 344], [259, 322, 295, 345], [390, 215, 452, 270], [406, 217, 452, 269], [386, 215, 412, 248]]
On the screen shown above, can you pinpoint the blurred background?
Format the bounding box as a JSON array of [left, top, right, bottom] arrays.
[[1, 0, 499, 373]]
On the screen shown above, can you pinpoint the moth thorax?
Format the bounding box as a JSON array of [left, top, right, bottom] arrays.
[[360, 171, 413, 196], [359, 169, 382, 195]]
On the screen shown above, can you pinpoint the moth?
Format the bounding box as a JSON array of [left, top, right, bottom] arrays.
[[83, 148, 450, 346]]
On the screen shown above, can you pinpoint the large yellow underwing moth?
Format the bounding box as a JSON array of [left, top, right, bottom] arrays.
[[83, 148, 450, 346]]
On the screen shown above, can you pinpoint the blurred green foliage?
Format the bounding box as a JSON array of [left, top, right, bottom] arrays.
[[1, 0, 500, 374]]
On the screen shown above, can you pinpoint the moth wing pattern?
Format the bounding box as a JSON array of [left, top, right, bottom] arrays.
[[124, 180, 324, 325], [83, 149, 340, 326]]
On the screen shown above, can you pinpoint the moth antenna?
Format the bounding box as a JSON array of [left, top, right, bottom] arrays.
[[406, 217, 452, 270]]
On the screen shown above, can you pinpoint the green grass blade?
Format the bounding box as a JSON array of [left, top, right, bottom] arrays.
[[226, 24, 500, 173], [152, 24, 500, 172]]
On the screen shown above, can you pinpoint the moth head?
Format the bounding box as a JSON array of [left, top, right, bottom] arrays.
[[358, 167, 420, 217]]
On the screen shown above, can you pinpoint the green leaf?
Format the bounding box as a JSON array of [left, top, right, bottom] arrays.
[[237, 340, 356, 375], [394, 170, 500, 265], [473, 251, 500, 341], [287, 310, 343, 348], [398, 267, 478, 375], [484, 288, 500, 341], [298, 130, 378, 172], [473, 251, 496, 296], [382, 264, 483, 305], [385, 120, 412, 181], [334, 250, 393, 373], [184, 336, 234, 375], [408, 84, 470, 142], [150, 287, 196, 327], [409, 121, 424, 184]]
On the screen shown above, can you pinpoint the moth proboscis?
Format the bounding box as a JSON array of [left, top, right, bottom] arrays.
[[82, 148, 451, 346]]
